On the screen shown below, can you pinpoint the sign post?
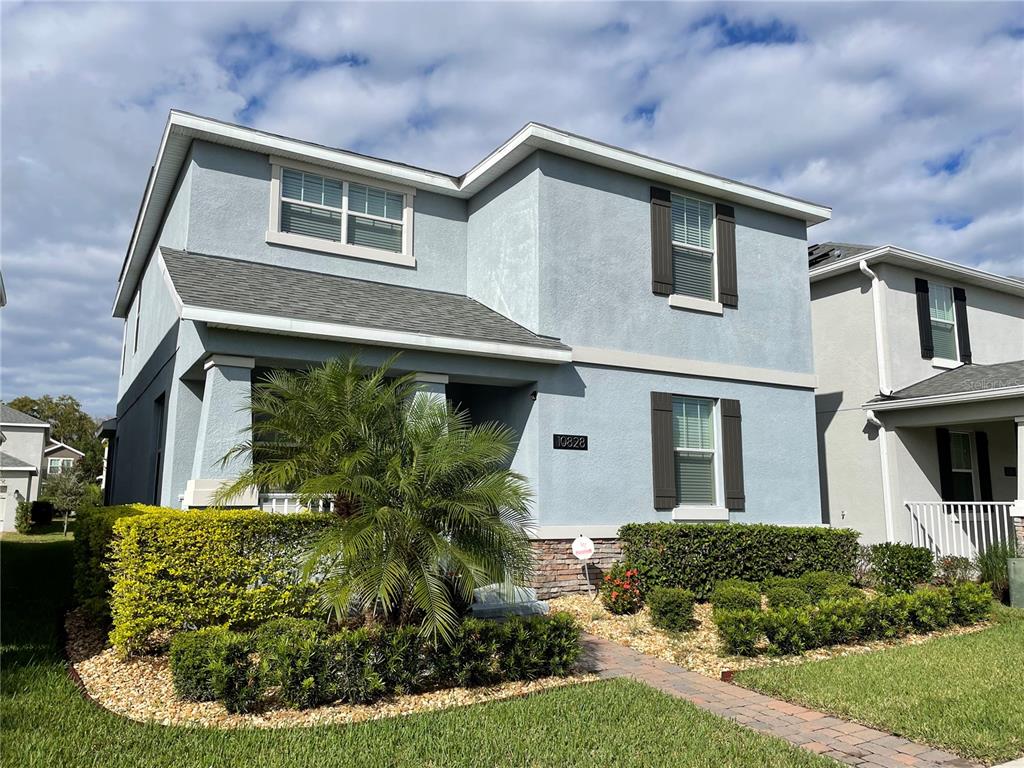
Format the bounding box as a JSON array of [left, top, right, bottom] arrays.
[[572, 534, 596, 598]]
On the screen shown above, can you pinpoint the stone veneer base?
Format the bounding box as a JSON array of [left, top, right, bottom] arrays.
[[529, 538, 623, 600]]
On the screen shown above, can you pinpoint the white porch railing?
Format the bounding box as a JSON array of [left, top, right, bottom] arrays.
[[906, 501, 1016, 558], [259, 492, 335, 515]]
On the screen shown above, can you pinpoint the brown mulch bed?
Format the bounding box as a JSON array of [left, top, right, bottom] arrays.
[[65, 610, 597, 729], [550, 594, 991, 678]]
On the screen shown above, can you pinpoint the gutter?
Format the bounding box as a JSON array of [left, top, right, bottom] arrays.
[[865, 409, 896, 542], [859, 259, 893, 397]]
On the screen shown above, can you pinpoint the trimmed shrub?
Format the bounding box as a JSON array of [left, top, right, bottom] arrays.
[[168, 626, 230, 701], [710, 579, 761, 612], [209, 632, 263, 714], [798, 571, 850, 602], [73, 504, 150, 622], [324, 628, 385, 704], [761, 606, 815, 655], [868, 543, 935, 593], [620, 522, 858, 599], [908, 587, 953, 632], [14, 500, 32, 534], [766, 585, 811, 610], [864, 593, 913, 640], [498, 612, 581, 679], [823, 584, 863, 602], [647, 587, 696, 632], [810, 596, 868, 646], [255, 618, 331, 709], [934, 555, 975, 586], [949, 581, 992, 625], [713, 609, 762, 656], [372, 625, 426, 695], [599, 563, 644, 615], [761, 575, 803, 593], [29, 500, 55, 526], [107, 507, 333, 653]]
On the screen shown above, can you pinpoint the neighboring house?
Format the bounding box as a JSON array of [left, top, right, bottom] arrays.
[[0, 404, 49, 532], [809, 243, 1024, 555], [44, 439, 85, 476], [105, 111, 831, 594]]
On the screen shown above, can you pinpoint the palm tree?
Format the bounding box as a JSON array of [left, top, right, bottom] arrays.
[[218, 356, 535, 642]]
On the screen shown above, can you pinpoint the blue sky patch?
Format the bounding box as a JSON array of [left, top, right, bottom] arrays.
[[694, 13, 800, 47], [627, 102, 658, 124], [925, 149, 967, 176], [935, 215, 973, 231]]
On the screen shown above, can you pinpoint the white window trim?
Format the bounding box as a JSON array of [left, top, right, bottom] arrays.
[[668, 192, 718, 307], [267, 157, 416, 267], [671, 396, 726, 515], [928, 281, 960, 364]]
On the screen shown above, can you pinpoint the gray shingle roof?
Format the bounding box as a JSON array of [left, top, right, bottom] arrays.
[[0, 451, 38, 471], [808, 242, 877, 270], [875, 360, 1024, 401], [1, 404, 47, 426], [161, 249, 569, 353]]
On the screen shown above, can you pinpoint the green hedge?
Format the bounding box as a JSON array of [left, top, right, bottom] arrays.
[[73, 504, 150, 621], [867, 543, 935, 593], [620, 523, 859, 599], [170, 613, 581, 711], [108, 507, 333, 653]]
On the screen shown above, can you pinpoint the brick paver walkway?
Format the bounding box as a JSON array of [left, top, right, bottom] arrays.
[[580, 634, 978, 768]]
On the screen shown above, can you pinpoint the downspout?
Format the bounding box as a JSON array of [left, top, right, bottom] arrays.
[[860, 258, 897, 542]]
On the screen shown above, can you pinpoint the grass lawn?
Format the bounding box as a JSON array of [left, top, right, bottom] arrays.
[[1, 535, 834, 768], [736, 607, 1024, 764]]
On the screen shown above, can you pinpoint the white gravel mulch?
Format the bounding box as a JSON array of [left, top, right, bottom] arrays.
[[65, 610, 597, 730], [549, 593, 991, 679]]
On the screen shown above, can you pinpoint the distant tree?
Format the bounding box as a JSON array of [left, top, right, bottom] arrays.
[[6, 394, 104, 481], [41, 467, 92, 536]]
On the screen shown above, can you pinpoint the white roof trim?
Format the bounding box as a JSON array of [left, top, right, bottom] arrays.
[[864, 385, 1024, 412], [811, 245, 1024, 297], [45, 439, 85, 457], [114, 111, 831, 316], [179, 305, 573, 365], [0, 421, 50, 429]]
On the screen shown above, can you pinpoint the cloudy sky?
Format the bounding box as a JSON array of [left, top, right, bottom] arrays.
[[1, 1, 1022, 417]]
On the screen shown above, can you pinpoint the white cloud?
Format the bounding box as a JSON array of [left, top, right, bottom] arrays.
[[1, 1, 1021, 415]]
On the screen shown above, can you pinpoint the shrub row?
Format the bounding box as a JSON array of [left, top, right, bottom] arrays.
[[867, 543, 935, 593], [108, 507, 334, 653], [707, 571, 852, 613], [714, 581, 992, 656], [73, 504, 150, 621], [170, 613, 581, 713], [619, 523, 859, 599]]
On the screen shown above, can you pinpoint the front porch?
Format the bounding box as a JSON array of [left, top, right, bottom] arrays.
[[865, 360, 1024, 555]]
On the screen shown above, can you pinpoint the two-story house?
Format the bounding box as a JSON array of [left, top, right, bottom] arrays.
[[810, 243, 1024, 556], [105, 111, 831, 594], [1, 404, 49, 532]]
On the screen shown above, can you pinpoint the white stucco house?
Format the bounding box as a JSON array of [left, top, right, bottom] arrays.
[[809, 243, 1024, 556], [0, 404, 49, 532]]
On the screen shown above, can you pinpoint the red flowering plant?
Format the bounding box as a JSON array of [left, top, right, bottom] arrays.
[[599, 562, 644, 615]]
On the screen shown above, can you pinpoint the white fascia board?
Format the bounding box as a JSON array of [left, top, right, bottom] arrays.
[[572, 345, 817, 389], [180, 305, 573, 365], [864, 385, 1024, 412], [44, 440, 85, 457], [0, 422, 50, 430], [811, 245, 1024, 297]]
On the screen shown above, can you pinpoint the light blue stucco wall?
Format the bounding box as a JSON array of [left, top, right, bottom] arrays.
[[535, 152, 814, 373], [185, 141, 469, 295]]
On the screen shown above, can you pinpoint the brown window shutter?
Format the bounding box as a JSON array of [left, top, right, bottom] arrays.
[[650, 187, 672, 296], [721, 398, 745, 510], [651, 392, 676, 508], [936, 427, 953, 500], [915, 279, 934, 359], [952, 287, 972, 364], [716, 204, 738, 308], [975, 431, 993, 501]]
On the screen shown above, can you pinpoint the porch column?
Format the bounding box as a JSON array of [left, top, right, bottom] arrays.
[[412, 372, 448, 406], [1014, 418, 1024, 549], [183, 355, 257, 508]]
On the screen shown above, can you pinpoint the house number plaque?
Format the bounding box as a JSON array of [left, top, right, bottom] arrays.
[[553, 434, 588, 450]]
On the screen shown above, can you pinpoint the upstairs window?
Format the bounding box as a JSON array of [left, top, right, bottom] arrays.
[[47, 458, 74, 475], [927, 283, 958, 361], [670, 194, 715, 301], [672, 396, 717, 506], [269, 160, 414, 265]]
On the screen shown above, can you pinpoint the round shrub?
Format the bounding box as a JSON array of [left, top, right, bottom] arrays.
[[710, 579, 761, 612], [949, 581, 992, 625], [169, 626, 230, 701], [908, 586, 953, 632], [761, 606, 815, 656], [599, 563, 644, 615], [647, 587, 696, 632], [810, 596, 868, 646], [14, 501, 32, 534], [934, 555, 975, 586], [798, 571, 850, 602], [766, 585, 811, 610], [761, 575, 803, 593], [868, 543, 935, 593], [864, 593, 913, 639], [712, 609, 762, 656], [209, 632, 263, 714], [823, 584, 863, 602]]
